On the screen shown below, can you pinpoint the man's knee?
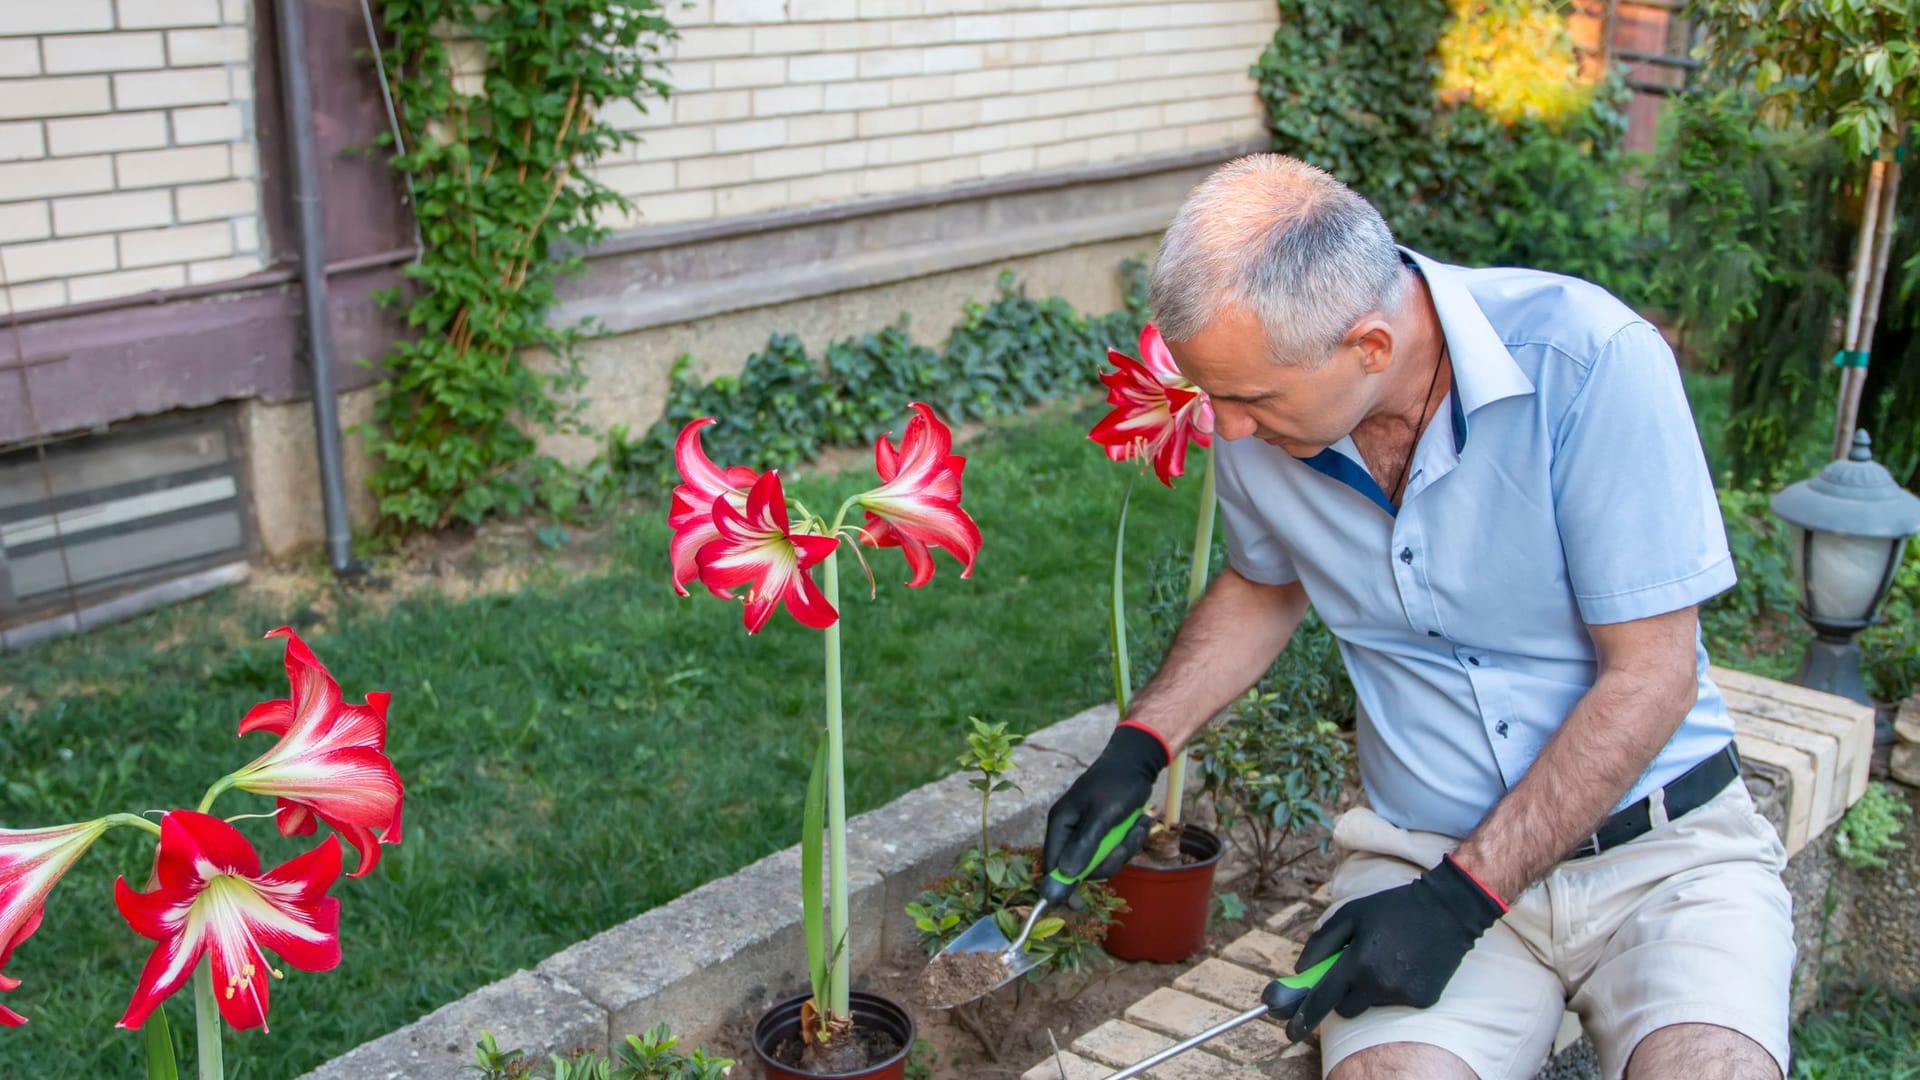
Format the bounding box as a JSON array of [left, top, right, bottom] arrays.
[[1327, 1040, 1480, 1080], [1627, 1023, 1781, 1080]]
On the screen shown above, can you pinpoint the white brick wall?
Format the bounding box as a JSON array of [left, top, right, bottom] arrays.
[[0, 0, 263, 313], [599, 0, 1277, 226]]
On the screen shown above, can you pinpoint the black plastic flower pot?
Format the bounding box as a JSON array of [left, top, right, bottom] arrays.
[[752, 990, 915, 1080], [1100, 822, 1226, 963]]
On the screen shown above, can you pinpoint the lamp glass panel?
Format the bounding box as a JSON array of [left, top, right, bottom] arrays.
[[1806, 531, 1897, 623]]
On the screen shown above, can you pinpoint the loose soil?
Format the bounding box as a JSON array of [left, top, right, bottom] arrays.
[[920, 949, 1015, 1010], [770, 1027, 903, 1073], [714, 826, 1340, 1080]]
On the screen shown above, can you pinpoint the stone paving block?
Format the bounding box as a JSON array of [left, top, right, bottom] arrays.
[[1073, 1019, 1264, 1079], [1219, 929, 1303, 976], [1268, 1040, 1320, 1079], [1263, 901, 1310, 936], [1733, 732, 1817, 855], [1174, 958, 1275, 1010], [1126, 988, 1290, 1065], [1895, 693, 1920, 745], [1307, 881, 1332, 905], [1735, 712, 1842, 830], [296, 970, 604, 1080], [1893, 740, 1920, 789], [1022, 1048, 1120, 1080], [1721, 681, 1873, 809]]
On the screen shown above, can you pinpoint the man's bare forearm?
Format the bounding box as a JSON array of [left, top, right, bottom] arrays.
[[1125, 567, 1310, 752], [1452, 607, 1703, 901]]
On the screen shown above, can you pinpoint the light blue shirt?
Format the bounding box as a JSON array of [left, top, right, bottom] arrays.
[[1215, 247, 1738, 839]]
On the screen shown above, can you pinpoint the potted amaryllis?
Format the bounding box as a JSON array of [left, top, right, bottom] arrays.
[[671, 402, 980, 1080], [1, 627, 403, 1079], [1086, 322, 1226, 963]]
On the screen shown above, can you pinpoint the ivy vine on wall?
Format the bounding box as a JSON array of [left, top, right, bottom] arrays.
[[368, 0, 674, 532]]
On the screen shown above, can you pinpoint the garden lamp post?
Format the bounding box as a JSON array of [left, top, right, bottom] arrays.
[[1770, 430, 1920, 704]]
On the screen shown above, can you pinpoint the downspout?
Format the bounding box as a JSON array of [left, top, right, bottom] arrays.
[[273, 0, 358, 575]]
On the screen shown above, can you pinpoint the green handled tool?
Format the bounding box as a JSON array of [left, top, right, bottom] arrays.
[[925, 808, 1143, 1008], [1088, 949, 1345, 1080]]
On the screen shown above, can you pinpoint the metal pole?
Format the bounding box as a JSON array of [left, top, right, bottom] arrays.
[[274, 0, 359, 575]]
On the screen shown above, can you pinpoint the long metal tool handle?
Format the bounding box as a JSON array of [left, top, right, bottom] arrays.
[[1096, 1004, 1268, 1080]]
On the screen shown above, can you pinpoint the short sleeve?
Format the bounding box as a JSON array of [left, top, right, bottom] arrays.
[[1214, 440, 1300, 586], [1550, 322, 1735, 625]]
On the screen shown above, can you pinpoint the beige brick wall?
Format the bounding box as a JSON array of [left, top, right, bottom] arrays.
[[0, 0, 264, 315], [595, 0, 1277, 228]]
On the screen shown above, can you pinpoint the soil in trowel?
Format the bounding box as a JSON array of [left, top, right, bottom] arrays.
[[919, 949, 1011, 1009]]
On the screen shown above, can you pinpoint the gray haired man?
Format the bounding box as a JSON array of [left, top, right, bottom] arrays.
[[1042, 154, 1793, 1080]]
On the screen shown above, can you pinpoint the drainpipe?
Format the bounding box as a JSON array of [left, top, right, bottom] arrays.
[[274, 0, 358, 576]]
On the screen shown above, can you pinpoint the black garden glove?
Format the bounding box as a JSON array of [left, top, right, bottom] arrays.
[[1041, 723, 1168, 887], [1285, 853, 1507, 1042]]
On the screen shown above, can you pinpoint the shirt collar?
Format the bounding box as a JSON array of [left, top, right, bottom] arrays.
[[1399, 246, 1533, 446]]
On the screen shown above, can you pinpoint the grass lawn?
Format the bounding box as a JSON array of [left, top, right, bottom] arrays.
[[0, 397, 1205, 1077]]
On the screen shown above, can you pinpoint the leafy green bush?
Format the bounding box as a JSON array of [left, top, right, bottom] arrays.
[[1833, 781, 1912, 871], [1641, 87, 1920, 489], [1862, 541, 1920, 703], [1702, 485, 1802, 674], [1790, 987, 1920, 1080], [617, 262, 1150, 488], [471, 1025, 733, 1080], [1191, 685, 1353, 895], [368, 0, 674, 532], [1253, 0, 1651, 304], [905, 720, 1120, 982]]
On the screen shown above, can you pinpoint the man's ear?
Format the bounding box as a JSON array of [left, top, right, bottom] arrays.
[[1347, 318, 1396, 375]]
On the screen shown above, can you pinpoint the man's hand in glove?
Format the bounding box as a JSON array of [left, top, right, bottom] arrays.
[[1284, 853, 1508, 1042], [1041, 722, 1169, 884]]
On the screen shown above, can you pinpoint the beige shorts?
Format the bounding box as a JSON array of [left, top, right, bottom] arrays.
[[1315, 782, 1794, 1080]]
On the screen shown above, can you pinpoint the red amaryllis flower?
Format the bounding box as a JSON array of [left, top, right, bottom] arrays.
[[114, 811, 341, 1033], [696, 471, 839, 634], [1088, 322, 1213, 487], [670, 417, 760, 597], [856, 402, 982, 587], [0, 819, 112, 1025], [228, 627, 402, 878]]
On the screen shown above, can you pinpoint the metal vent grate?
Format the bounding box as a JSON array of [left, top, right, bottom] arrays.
[[0, 410, 251, 627]]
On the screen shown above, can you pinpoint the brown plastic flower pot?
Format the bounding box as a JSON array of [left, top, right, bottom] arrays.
[[752, 990, 915, 1080], [1100, 822, 1225, 964]]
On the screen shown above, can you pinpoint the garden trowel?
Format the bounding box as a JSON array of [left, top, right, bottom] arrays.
[[926, 807, 1144, 1007]]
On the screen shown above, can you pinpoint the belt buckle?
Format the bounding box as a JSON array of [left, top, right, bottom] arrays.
[[1572, 833, 1603, 859]]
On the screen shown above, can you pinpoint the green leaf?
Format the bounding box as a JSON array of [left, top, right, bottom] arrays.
[[1110, 473, 1138, 713], [802, 731, 828, 1008], [142, 1006, 179, 1080]]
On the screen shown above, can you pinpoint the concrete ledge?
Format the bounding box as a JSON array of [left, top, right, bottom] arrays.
[[298, 970, 605, 1080], [298, 703, 1118, 1079]]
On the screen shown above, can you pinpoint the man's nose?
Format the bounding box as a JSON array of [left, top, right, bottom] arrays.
[[1213, 407, 1256, 441]]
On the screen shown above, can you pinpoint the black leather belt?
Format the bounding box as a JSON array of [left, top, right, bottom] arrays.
[[1567, 743, 1740, 860]]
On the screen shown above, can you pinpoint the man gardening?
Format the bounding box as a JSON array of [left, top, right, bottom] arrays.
[[1042, 154, 1792, 1080]]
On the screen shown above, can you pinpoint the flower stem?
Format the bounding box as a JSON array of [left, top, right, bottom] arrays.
[[196, 777, 234, 816], [106, 812, 163, 837], [822, 550, 851, 1021], [1164, 450, 1216, 828], [192, 955, 222, 1080]]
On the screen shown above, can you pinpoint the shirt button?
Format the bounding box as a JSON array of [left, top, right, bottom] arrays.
[[1496, 720, 1510, 737], [1399, 547, 1413, 564], [1427, 630, 1441, 638], [1468, 656, 1481, 666]]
